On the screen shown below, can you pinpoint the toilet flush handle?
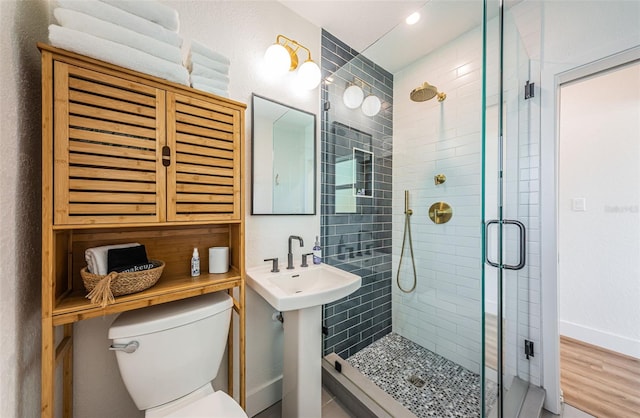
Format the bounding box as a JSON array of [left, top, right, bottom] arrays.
[[109, 341, 139, 353]]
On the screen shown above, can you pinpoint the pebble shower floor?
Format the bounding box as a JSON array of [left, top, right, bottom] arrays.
[[346, 333, 498, 417]]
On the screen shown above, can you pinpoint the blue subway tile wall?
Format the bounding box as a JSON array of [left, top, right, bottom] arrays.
[[321, 29, 394, 359]]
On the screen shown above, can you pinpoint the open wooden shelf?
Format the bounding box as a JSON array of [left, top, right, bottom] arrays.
[[51, 219, 242, 231], [52, 269, 242, 325]]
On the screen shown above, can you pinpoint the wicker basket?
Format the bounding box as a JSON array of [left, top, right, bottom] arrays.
[[81, 260, 165, 307]]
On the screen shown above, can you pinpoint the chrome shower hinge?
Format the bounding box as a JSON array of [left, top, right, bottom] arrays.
[[524, 339, 534, 359], [524, 80, 535, 100]]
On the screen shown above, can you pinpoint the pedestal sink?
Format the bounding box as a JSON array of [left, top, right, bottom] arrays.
[[246, 263, 361, 418]]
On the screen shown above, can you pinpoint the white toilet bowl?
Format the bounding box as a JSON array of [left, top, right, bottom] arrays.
[[108, 292, 247, 418]]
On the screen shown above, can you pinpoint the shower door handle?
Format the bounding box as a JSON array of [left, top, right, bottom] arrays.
[[484, 219, 526, 270], [503, 219, 526, 270], [484, 220, 500, 268]]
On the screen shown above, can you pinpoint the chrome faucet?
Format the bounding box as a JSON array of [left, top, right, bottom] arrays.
[[287, 235, 304, 269]]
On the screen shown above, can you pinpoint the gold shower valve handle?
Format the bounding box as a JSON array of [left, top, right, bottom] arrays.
[[429, 202, 453, 224]]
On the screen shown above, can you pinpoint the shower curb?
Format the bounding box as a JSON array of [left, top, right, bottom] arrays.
[[322, 353, 418, 418], [488, 377, 545, 418]]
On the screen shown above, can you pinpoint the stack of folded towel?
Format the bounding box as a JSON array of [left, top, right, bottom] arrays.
[[188, 40, 231, 97], [49, 0, 189, 86]]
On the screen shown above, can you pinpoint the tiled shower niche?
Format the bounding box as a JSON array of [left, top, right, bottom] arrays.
[[320, 29, 394, 358]]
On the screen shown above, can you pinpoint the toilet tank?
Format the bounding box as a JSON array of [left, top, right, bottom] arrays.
[[108, 292, 233, 410]]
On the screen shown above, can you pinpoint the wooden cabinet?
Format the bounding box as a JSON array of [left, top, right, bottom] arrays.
[[39, 44, 246, 418], [52, 62, 242, 225]]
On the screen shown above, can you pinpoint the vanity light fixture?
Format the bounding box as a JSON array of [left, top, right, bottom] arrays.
[[264, 34, 321, 90], [343, 77, 382, 117]]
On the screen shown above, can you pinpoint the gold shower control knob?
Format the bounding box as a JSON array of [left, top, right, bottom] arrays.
[[434, 174, 446, 185], [428, 202, 453, 224]]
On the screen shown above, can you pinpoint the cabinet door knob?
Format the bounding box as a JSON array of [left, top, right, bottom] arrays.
[[162, 146, 171, 167]]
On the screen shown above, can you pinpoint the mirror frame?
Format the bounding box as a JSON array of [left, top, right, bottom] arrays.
[[251, 93, 317, 215]]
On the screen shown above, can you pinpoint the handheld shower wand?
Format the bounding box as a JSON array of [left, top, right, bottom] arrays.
[[397, 190, 417, 293]]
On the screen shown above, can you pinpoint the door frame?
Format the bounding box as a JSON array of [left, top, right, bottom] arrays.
[[540, 45, 640, 414]]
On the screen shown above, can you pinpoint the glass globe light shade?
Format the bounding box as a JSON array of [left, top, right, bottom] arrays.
[[361, 95, 382, 116], [343, 85, 364, 109], [264, 43, 291, 76], [297, 60, 321, 90]]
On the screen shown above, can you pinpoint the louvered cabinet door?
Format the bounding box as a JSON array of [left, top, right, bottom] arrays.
[[166, 92, 241, 222], [52, 62, 166, 225]]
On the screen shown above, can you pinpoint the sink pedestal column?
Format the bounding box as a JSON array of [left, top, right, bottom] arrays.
[[282, 305, 322, 418]]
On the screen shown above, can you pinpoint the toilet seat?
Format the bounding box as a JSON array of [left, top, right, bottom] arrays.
[[146, 385, 247, 418], [163, 391, 247, 418]]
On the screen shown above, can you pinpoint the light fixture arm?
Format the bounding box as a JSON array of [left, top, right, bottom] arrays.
[[276, 34, 314, 65], [349, 76, 373, 95]]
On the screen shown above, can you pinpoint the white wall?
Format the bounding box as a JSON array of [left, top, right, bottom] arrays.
[[0, 1, 50, 417], [558, 63, 640, 358], [532, 0, 640, 412], [1, 1, 320, 417]]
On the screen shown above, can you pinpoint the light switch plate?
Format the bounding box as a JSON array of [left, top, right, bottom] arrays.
[[572, 197, 586, 211]]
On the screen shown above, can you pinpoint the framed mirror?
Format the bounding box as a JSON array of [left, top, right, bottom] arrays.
[[251, 94, 316, 215]]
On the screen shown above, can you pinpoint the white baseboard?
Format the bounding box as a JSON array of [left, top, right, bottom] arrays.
[[485, 301, 498, 316], [246, 376, 282, 417], [559, 320, 640, 359]]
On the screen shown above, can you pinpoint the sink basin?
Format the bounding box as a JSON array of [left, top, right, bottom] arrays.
[[246, 263, 361, 311]]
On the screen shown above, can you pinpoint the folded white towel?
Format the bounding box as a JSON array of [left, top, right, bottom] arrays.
[[54, 8, 182, 64], [191, 62, 230, 82], [190, 74, 228, 91], [191, 83, 229, 98], [101, 0, 179, 32], [49, 25, 190, 85], [85, 242, 140, 275], [191, 52, 230, 75], [56, 0, 182, 47], [190, 40, 230, 66]]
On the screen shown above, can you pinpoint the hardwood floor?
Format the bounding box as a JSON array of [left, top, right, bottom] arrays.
[[485, 313, 505, 372], [560, 335, 640, 418], [485, 313, 498, 371]]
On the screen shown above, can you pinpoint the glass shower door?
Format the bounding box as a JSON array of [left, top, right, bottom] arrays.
[[483, 1, 538, 416]]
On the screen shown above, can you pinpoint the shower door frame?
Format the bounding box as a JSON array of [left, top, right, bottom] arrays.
[[482, 0, 535, 416]]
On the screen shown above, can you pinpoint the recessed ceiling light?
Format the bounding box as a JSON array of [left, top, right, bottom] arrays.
[[406, 12, 420, 25]]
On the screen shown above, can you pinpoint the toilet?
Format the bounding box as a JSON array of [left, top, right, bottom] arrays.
[[108, 292, 247, 417]]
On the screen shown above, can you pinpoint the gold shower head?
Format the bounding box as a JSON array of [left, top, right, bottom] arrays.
[[410, 82, 446, 102]]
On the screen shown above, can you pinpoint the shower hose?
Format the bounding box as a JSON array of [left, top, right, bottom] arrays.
[[397, 191, 417, 293]]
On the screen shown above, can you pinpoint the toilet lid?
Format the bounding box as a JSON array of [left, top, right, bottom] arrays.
[[160, 391, 247, 418]]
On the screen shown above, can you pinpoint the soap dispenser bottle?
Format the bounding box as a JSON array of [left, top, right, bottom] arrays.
[[191, 248, 200, 277], [313, 236, 322, 264]]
